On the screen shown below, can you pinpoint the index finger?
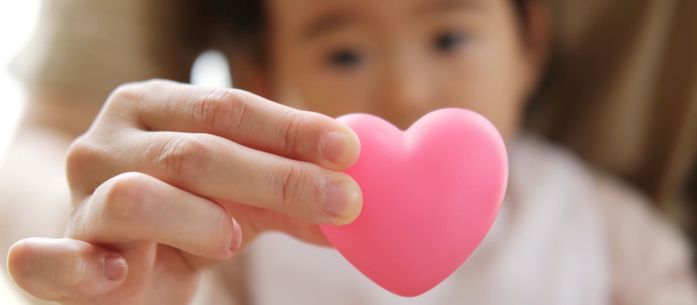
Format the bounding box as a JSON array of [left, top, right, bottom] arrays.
[[105, 80, 360, 170]]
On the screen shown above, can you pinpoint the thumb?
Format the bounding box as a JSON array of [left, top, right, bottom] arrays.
[[7, 238, 127, 302]]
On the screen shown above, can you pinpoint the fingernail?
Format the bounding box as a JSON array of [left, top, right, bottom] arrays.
[[319, 131, 358, 167], [104, 253, 127, 281], [323, 178, 362, 222], [229, 218, 242, 254]]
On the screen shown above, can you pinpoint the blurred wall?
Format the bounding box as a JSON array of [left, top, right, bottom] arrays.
[[529, 0, 697, 244]]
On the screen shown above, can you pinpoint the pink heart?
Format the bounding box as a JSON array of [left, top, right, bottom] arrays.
[[320, 108, 508, 297]]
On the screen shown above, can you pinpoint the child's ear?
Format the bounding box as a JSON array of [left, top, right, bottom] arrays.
[[521, 0, 551, 96]]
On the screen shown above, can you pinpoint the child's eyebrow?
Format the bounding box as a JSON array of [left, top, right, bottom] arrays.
[[300, 10, 360, 42]]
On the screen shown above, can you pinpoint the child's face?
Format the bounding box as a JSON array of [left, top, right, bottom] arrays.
[[258, 0, 542, 138]]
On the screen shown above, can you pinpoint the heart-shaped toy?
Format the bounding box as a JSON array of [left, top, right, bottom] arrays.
[[320, 108, 508, 297]]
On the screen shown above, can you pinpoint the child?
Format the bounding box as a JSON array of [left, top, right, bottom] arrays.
[[5, 0, 696, 304]]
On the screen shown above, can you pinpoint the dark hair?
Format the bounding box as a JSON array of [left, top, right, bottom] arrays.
[[512, 0, 529, 24], [212, 0, 266, 59], [213, 0, 529, 58]]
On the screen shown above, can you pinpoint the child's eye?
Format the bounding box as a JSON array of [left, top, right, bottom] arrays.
[[327, 48, 363, 69], [433, 30, 469, 53]]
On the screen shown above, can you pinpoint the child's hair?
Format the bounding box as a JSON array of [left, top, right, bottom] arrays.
[[210, 0, 530, 63]]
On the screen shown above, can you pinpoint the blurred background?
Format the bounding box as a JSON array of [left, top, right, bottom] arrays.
[[0, 1, 233, 160], [0, 1, 38, 161], [0, 3, 38, 302], [533, 0, 697, 254]]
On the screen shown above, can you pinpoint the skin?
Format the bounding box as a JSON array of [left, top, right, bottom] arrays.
[[5, 0, 547, 304], [263, 0, 537, 137]]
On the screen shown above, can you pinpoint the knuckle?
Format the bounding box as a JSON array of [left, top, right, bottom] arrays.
[[65, 135, 103, 193], [208, 211, 232, 253], [280, 112, 306, 156], [105, 79, 169, 112], [141, 78, 171, 87], [279, 111, 327, 158], [106, 82, 146, 108], [96, 172, 150, 225], [275, 162, 307, 214], [153, 134, 214, 180], [59, 248, 90, 294], [191, 88, 248, 136], [66, 137, 91, 177]]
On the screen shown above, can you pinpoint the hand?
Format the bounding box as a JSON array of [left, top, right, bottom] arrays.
[[7, 80, 362, 304]]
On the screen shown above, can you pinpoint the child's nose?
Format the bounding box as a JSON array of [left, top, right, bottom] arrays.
[[374, 51, 438, 128]]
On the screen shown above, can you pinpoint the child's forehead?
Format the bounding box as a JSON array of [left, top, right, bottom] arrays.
[[267, 0, 494, 37], [267, 0, 490, 23]]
